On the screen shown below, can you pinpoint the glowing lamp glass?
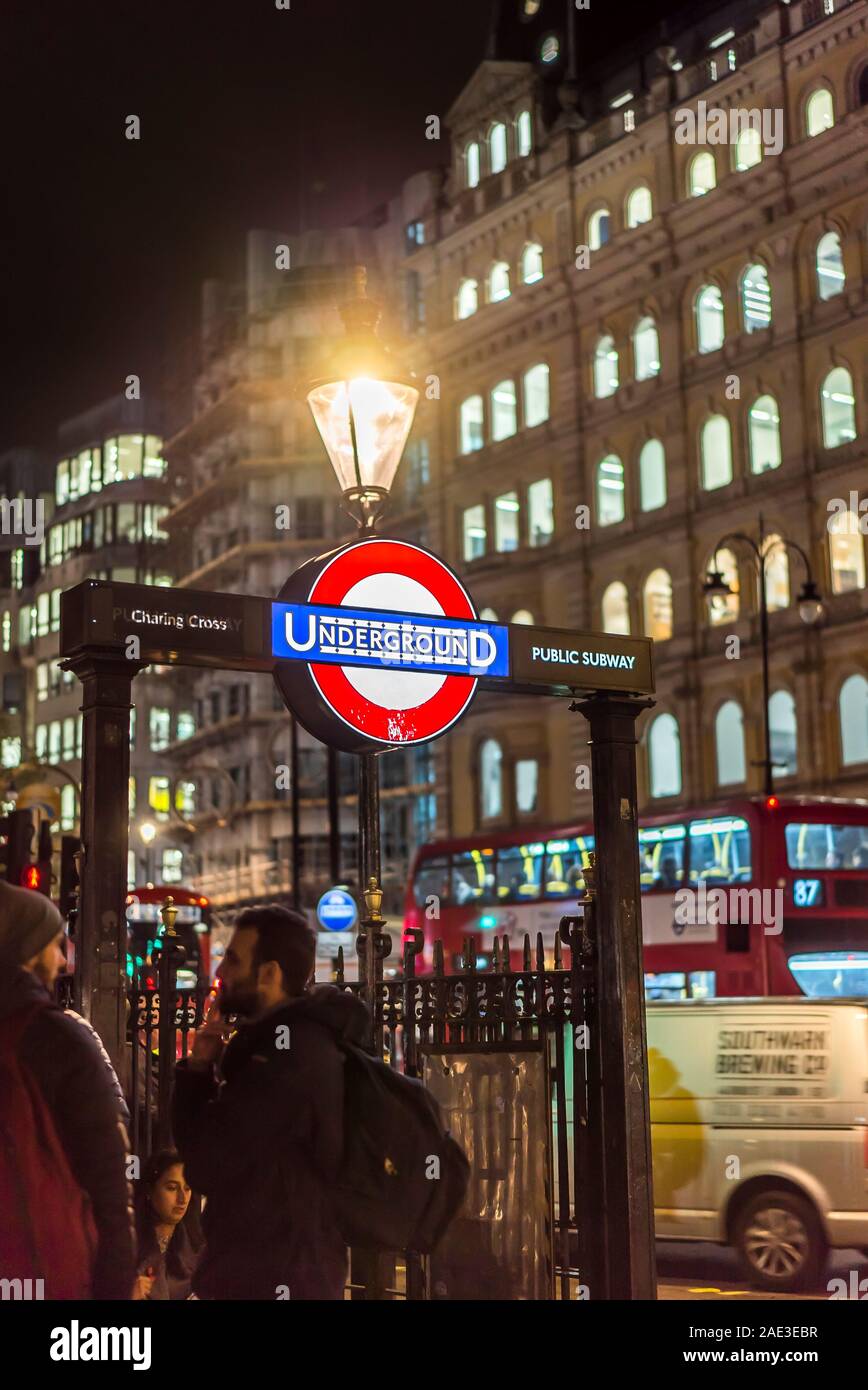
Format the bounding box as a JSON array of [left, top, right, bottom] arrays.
[[307, 376, 419, 497]]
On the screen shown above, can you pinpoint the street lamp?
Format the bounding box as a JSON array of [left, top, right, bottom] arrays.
[[702, 514, 823, 796]]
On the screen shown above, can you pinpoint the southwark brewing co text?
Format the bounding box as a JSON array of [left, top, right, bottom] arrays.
[[716, 1029, 830, 1077], [112, 605, 243, 633]]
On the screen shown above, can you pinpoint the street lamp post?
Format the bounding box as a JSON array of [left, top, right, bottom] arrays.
[[702, 514, 823, 796]]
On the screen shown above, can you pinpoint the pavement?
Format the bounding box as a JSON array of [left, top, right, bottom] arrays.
[[655, 1241, 868, 1300]]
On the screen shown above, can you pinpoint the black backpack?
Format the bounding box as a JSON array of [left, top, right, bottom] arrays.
[[332, 1041, 470, 1254]]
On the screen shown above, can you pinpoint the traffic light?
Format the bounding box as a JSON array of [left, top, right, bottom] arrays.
[[26, 821, 55, 897], [0, 808, 36, 886]]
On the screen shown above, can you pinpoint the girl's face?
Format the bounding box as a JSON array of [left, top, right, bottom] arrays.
[[149, 1164, 191, 1225]]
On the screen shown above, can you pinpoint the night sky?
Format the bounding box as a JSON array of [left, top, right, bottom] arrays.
[[1, 0, 685, 450]]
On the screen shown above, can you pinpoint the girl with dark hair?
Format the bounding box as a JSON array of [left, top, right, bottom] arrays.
[[133, 1149, 204, 1300]]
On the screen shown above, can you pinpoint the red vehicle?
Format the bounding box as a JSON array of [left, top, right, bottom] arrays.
[[125, 884, 214, 990], [403, 796, 868, 999]]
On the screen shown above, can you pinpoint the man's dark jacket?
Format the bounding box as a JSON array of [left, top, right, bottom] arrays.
[[173, 984, 370, 1300], [0, 966, 136, 1299]]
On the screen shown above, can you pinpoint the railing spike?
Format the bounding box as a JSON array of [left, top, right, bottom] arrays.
[[554, 933, 563, 969], [523, 934, 532, 971], [536, 932, 545, 972]]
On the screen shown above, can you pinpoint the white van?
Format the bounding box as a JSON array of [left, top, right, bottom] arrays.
[[648, 998, 868, 1291]]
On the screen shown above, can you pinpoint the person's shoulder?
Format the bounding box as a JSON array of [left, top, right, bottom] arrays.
[[25, 1004, 111, 1072]]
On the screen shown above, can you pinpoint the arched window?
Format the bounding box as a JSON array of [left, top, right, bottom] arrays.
[[821, 367, 856, 448], [510, 609, 534, 625], [488, 260, 511, 303], [602, 581, 630, 635], [597, 456, 625, 525], [490, 380, 517, 441], [480, 739, 503, 819], [523, 363, 550, 426], [733, 124, 762, 171], [762, 535, 790, 611], [695, 285, 725, 353], [748, 395, 782, 473], [516, 109, 533, 157], [707, 547, 739, 626], [588, 207, 610, 249], [688, 151, 716, 197], [633, 317, 660, 380], [479, 607, 498, 621], [740, 264, 772, 332], [455, 278, 478, 320], [715, 702, 746, 786], [626, 185, 652, 228], [593, 335, 619, 398], [521, 242, 544, 284], [644, 569, 673, 640], [806, 88, 834, 138], [465, 141, 480, 189], [459, 395, 484, 454], [828, 509, 866, 593], [648, 713, 682, 798], [769, 690, 798, 776], [840, 675, 868, 765], [489, 122, 507, 174], [701, 415, 733, 490], [816, 231, 845, 300], [639, 439, 667, 512]]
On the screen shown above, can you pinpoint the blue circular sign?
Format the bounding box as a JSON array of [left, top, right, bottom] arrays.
[[316, 888, 358, 933]]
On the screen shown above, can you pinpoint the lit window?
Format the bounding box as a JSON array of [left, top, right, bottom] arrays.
[[733, 124, 762, 171], [816, 231, 845, 301], [840, 675, 868, 764], [49, 721, 61, 762], [176, 711, 196, 741], [806, 88, 834, 138], [50, 589, 61, 633], [60, 783, 76, 831], [56, 460, 70, 506], [1, 736, 21, 769], [466, 142, 480, 189], [762, 535, 790, 611], [700, 415, 733, 490], [479, 607, 498, 621], [688, 151, 716, 197], [597, 456, 625, 526], [523, 363, 550, 426], [117, 436, 144, 480], [707, 547, 740, 625], [633, 317, 660, 380], [715, 702, 746, 786], [161, 849, 184, 885], [510, 610, 534, 625], [748, 395, 781, 473], [37, 592, 49, 636], [820, 367, 856, 448], [488, 261, 511, 303], [602, 581, 630, 635], [644, 569, 673, 640], [35, 725, 47, 760], [489, 123, 507, 175], [494, 491, 520, 552], [528, 479, 554, 546], [828, 509, 865, 593], [623, 109, 635, 133], [695, 284, 725, 353], [515, 759, 539, 814], [740, 264, 772, 332], [462, 504, 486, 562], [37, 664, 48, 702], [593, 335, 619, 398], [149, 707, 172, 751], [490, 380, 517, 441], [516, 109, 533, 157], [769, 690, 798, 775], [639, 439, 667, 511], [149, 775, 171, 821], [459, 395, 484, 454], [175, 781, 196, 817], [540, 35, 560, 64], [648, 713, 682, 797], [11, 550, 24, 590], [521, 243, 544, 285], [143, 437, 164, 479], [1, 611, 10, 653], [626, 185, 653, 228], [480, 739, 503, 820], [63, 717, 75, 760], [456, 278, 478, 320], [588, 208, 610, 249]]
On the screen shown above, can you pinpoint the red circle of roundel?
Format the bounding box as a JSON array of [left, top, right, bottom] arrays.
[[306, 538, 477, 745]]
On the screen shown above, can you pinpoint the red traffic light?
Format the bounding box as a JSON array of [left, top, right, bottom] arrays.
[[20, 864, 46, 891], [766, 795, 779, 810]]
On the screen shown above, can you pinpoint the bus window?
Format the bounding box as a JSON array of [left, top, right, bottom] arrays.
[[638, 824, 686, 891], [496, 842, 544, 902], [645, 971, 687, 1000], [544, 836, 595, 898], [413, 856, 450, 909], [788, 951, 868, 997], [785, 822, 868, 871], [451, 849, 496, 906], [688, 816, 751, 884]]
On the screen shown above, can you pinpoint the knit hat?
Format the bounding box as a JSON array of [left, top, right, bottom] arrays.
[[0, 880, 64, 966]]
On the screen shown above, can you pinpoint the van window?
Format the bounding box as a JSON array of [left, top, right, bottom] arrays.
[[413, 856, 450, 908], [451, 848, 496, 905], [544, 836, 595, 897], [785, 822, 868, 871], [639, 824, 686, 891], [688, 816, 751, 884], [496, 842, 544, 902]]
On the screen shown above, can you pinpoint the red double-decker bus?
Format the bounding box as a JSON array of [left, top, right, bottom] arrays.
[[125, 885, 214, 989], [402, 796, 868, 998]]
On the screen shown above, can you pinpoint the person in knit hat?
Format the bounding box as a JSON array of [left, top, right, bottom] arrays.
[[0, 878, 136, 1298]]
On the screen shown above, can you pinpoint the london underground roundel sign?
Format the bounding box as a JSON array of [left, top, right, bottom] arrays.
[[273, 537, 506, 754]]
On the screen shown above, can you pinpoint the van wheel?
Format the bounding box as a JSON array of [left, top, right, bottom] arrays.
[[734, 1190, 825, 1293]]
